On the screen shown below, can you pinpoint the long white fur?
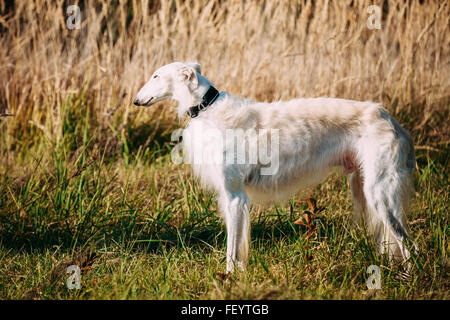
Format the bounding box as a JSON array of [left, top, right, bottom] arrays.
[[134, 62, 417, 272]]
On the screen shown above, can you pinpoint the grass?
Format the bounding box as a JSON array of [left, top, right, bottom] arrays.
[[0, 0, 449, 299]]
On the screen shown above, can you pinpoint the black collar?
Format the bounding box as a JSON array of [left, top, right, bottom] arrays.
[[187, 86, 220, 118]]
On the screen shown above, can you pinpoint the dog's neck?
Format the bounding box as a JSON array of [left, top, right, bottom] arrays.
[[186, 85, 220, 118], [173, 74, 217, 118]]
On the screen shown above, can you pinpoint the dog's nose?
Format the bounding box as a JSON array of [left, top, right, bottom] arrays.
[[133, 98, 141, 106]]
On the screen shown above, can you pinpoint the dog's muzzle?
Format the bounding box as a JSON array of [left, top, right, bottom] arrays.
[[133, 97, 153, 106]]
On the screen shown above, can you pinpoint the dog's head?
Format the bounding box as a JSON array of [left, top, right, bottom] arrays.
[[133, 62, 202, 107]]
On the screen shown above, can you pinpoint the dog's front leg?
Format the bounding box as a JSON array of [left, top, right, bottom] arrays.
[[220, 192, 250, 273]]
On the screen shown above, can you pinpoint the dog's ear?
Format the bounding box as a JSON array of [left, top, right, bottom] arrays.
[[179, 66, 198, 87], [186, 62, 201, 74]]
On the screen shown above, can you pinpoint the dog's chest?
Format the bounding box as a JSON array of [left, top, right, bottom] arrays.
[[182, 120, 223, 165], [179, 120, 229, 188]]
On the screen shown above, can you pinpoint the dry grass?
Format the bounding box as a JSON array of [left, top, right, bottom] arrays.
[[1, 0, 449, 145], [0, 0, 448, 299]]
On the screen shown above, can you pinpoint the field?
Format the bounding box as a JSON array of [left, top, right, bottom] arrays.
[[0, 0, 448, 299]]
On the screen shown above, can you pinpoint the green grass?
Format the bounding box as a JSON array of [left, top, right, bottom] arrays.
[[0, 93, 448, 300]]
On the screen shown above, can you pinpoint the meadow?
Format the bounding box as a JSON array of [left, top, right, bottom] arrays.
[[0, 0, 448, 299]]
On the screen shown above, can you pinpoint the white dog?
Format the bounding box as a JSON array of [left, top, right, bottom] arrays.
[[134, 62, 416, 273]]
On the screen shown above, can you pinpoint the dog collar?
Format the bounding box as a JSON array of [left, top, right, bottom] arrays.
[[187, 86, 220, 118]]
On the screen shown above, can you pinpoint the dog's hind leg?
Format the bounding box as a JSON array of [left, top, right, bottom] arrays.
[[349, 157, 411, 262], [349, 169, 367, 227], [358, 124, 416, 263], [361, 170, 414, 262]]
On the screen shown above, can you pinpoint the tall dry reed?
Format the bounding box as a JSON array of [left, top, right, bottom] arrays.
[[0, 0, 448, 155]]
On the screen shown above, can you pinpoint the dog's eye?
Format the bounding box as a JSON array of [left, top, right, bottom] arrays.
[[152, 74, 159, 79]]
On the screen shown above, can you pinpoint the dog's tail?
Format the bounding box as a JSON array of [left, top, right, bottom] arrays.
[[355, 106, 416, 262]]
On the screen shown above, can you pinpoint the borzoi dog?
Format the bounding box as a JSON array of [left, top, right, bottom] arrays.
[[134, 62, 416, 273]]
